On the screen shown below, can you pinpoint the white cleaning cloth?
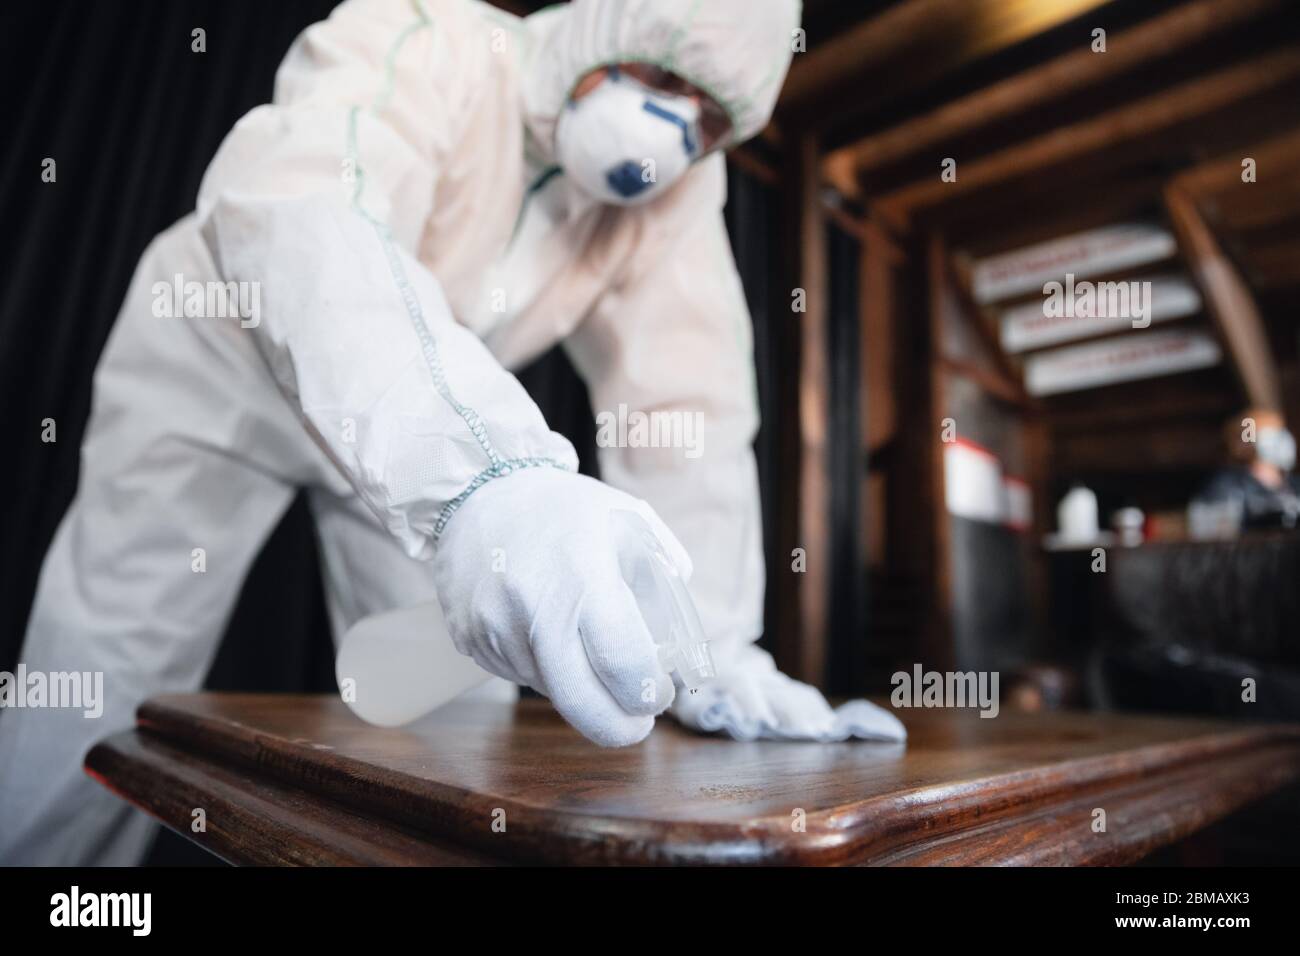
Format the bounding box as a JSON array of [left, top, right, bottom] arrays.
[[671, 645, 908, 742]]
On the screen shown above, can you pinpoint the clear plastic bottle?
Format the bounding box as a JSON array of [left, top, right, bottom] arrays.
[[609, 509, 716, 691]]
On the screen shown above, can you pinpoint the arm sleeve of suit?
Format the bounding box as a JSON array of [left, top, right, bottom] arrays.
[[564, 154, 766, 647], [195, 0, 576, 561]]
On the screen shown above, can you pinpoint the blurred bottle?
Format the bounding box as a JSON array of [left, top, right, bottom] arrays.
[[1113, 506, 1145, 547], [1187, 491, 1244, 541], [1057, 484, 1099, 544]]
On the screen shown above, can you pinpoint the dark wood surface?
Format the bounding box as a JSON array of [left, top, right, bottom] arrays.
[[86, 693, 1300, 866]]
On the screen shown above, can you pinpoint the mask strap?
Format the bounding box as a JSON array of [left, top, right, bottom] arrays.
[[642, 100, 698, 156]]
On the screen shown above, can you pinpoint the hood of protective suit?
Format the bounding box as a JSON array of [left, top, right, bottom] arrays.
[[519, 0, 802, 164]]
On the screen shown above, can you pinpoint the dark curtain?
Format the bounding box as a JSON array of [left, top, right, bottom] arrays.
[[1, 3, 780, 861], [2, 1, 341, 683], [723, 166, 780, 659], [2, 1, 343, 864]]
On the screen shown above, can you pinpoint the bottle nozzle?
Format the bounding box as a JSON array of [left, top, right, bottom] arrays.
[[610, 509, 716, 691]]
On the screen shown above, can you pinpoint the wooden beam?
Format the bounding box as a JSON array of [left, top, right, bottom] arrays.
[[940, 356, 1029, 408], [1249, 239, 1300, 288], [862, 221, 901, 451], [1204, 182, 1300, 233], [948, 254, 1030, 404], [823, 202, 866, 242], [1163, 184, 1282, 412], [1020, 413, 1050, 648], [1172, 126, 1300, 197], [1048, 387, 1237, 432], [947, 171, 1168, 259], [781, 0, 1115, 127], [875, 48, 1300, 231], [825, 0, 1284, 197], [771, 132, 832, 686], [1053, 420, 1227, 472], [1174, 127, 1300, 246], [860, 226, 896, 573], [796, 129, 831, 687], [926, 233, 954, 672]]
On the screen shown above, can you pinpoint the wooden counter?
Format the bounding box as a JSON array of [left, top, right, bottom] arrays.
[[85, 694, 1300, 865]]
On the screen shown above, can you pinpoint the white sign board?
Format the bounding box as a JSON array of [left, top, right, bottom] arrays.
[[1024, 329, 1221, 396], [972, 223, 1177, 304], [944, 439, 1005, 525], [1004, 476, 1032, 532], [999, 273, 1201, 353]]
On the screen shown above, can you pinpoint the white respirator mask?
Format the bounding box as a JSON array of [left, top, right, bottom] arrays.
[[1257, 426, 1297, 471], [555, 66, 702, 206]]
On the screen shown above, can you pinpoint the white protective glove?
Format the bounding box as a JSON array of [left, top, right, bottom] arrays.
[[671, 643, 908, 743], [433, 467, 692, 747]]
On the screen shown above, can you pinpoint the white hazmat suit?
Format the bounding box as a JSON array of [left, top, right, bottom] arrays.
[[0, 0, 903, 866]]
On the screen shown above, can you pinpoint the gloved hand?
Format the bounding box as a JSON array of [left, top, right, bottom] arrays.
[[671, 643, 907, 742], [433, 467, 692, 747]]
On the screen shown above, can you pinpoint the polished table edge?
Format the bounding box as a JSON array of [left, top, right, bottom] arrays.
[[870, 746, 1300, 865], [86, 730, 501, 866], [86, 695, 1300, 866]]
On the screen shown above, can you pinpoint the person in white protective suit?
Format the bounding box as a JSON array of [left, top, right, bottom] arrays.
[[0, 0, 905, 865]]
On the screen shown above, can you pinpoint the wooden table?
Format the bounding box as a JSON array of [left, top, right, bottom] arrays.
[[85, 694, 1300, 865]]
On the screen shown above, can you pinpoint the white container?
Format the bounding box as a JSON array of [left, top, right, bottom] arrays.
[[335, 598, 490, 727], [1057, 485, 1099, 543]]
